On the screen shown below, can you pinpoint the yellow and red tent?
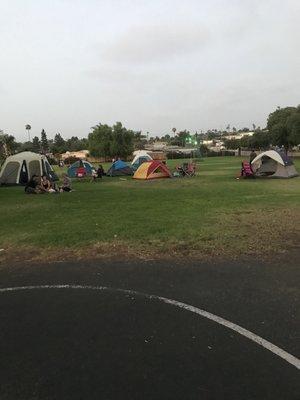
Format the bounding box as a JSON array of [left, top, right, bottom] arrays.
[[133, 160, 171, 180]]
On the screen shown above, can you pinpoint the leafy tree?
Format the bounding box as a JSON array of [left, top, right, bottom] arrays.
[[156, 134, 171, 144], [224, 131, 272, 150], [51, 133, 66, 154], [88, 122, 134, 159], [80, 138, 89, 149], [133, 131, 147, 150], [286, 111, 300, 147], [199, 144, 209, 154], [207, 130, 221, 140], [20, 141, 35, 152], [32, 136, 41, 152], [249, 130, 271, 149], [270, 123, 287, 148], [223, 139, 241, 150], [170, 130, 191, 147], [267, 106, 300, 149], [89, 124, 113, 158], [40, 129, 49, 153], [0, 131, 19, 160], [64, 136, 87, 151], [110, 122, 134, 158]]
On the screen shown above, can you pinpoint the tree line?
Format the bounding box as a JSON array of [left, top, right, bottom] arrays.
[[1, 105, 300, 163], [223, 105, 300, 151], [0, 129, 89, 162], [0, 123, 146, 162]]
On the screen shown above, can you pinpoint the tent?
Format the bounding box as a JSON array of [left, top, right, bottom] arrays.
[[133, 160, 172, 180], [107, 160, 133, 176], [67, 160, 95, 178], [131, 151, 152, 171], [251, 150, 298, 178], [0, 151, 58, 185]]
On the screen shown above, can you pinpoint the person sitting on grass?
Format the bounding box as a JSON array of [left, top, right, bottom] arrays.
[[92, 164, 105, 182], [25, 175, 41, 194], [41, 175, 51, 192], [60, 173, 72, 192]]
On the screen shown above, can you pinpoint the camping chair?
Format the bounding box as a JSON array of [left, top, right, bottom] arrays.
[[176, 164, 187, 177], [240, 161, 254, 178], [176, 162, 196, 177], [76, 166, 86, 178], [186, 162, 196, 177]]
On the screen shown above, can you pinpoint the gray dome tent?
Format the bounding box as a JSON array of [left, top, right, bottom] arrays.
[[251, 150, 298, 178], [0, 151, 58, 185]]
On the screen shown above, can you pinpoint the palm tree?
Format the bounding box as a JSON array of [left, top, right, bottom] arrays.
[[25, 124, 31, 141]]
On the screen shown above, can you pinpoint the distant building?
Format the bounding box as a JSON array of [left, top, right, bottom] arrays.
[[61, 150, 89, 160], [145, 141, 168, 151], [224, 131, 255, 140], [202, 139, 225, 151]]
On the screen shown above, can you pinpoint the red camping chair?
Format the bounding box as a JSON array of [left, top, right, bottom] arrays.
[[186, 163, 196, 177], [240, 161, 254, 178], [76, 166, 86, 178]]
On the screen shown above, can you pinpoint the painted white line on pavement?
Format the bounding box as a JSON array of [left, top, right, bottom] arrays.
[[1, 284, 299, 370]]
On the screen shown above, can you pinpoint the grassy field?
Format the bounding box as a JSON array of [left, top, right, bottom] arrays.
[[0, 156, 299, 263]]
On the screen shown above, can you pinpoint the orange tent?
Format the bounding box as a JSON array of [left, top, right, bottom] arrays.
[[133, 160, 172, 180]]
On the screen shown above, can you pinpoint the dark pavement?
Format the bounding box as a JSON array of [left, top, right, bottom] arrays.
[[0, 259, 299, 399]]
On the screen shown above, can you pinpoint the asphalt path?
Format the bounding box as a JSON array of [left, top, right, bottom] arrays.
[[0, 259, 299, 399]]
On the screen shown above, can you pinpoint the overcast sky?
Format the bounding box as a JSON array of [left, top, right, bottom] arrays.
[[1, 0, 299, 141]]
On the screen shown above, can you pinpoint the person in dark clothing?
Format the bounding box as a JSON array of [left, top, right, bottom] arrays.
[[97, 165, 105, 178], [24, 175, 39, 194]]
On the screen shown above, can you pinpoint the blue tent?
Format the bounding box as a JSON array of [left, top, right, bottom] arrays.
[[67, 160, 95, 178], [107, 160, 133, 176]]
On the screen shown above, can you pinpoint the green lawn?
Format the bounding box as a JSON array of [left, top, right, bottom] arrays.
[[0, 157, 299, 262]]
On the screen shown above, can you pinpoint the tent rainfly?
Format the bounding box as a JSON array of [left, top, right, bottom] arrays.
[[131, 151, 152, 171], [67, 160, 95, 178], [107, 160, 133, 176], [133, 160, 172, 180], [251, 150, 299, 178], [0, 151, 58, 185]]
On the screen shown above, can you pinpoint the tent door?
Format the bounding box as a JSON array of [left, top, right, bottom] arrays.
[[19, 160, 29, 184]]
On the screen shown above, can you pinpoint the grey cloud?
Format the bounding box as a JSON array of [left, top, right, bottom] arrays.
[[2, 0, 300, 139], [101, 24, 210, 64]]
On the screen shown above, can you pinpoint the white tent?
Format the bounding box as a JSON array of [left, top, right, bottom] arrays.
[[131, 150, 152, 165], [251, 150, 298, 178], [0, 152, 58, 185], [131, 150, 153, 171]]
